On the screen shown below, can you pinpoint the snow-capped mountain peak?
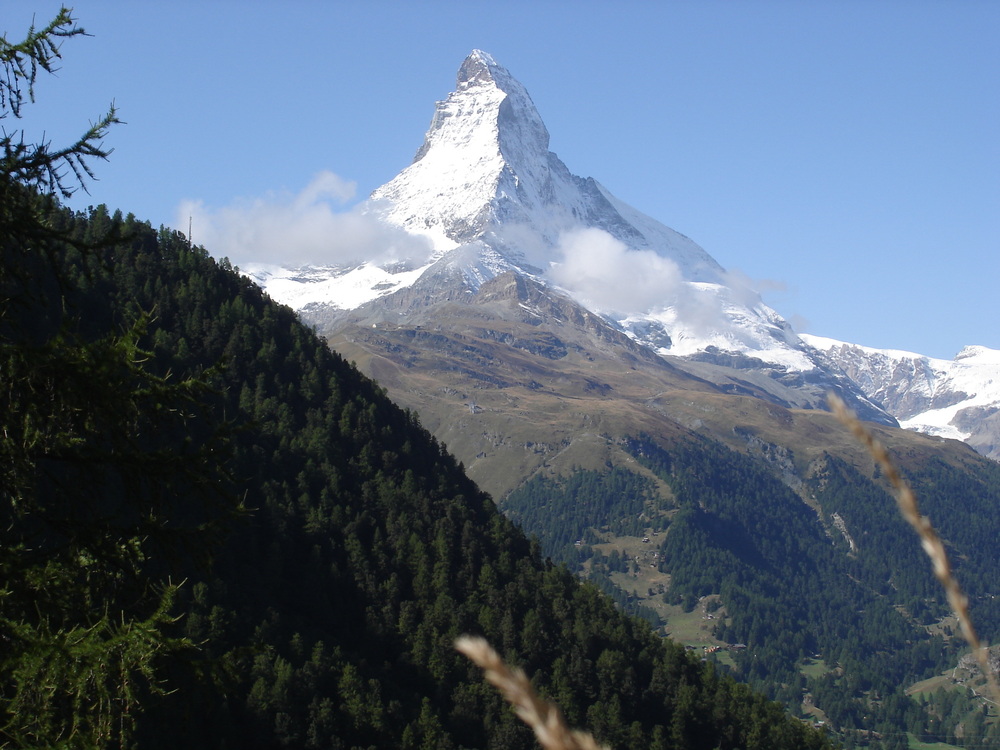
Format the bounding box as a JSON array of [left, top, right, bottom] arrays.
[[251, 51, 890, 422], [369, 50, 724, 284], [370, 49, 550, 253], [955, 345, 1000, 364]]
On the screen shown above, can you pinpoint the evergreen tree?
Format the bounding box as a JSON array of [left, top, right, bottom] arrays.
[[0, 10, 238, 746]]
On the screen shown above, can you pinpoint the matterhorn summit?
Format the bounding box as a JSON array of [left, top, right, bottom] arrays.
[[249, 50, 891, 424], [257, 53, 815, 361], [370, 49, 559, 254], [369, 50, 724, 284]]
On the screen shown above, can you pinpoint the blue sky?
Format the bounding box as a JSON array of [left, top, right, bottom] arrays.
[[10, 1, 999, 360]]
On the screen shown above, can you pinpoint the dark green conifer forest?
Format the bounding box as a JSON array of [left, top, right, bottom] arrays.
[[0, 10, 836, 749]]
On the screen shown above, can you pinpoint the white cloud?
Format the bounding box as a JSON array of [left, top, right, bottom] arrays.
[[546, 228, 681, 314], [176, 171, 433, 268], [787, 313, 811, 335], [546, 227, 748, 339], [547, 227, 707, 316], [723, 267, 784, 309]]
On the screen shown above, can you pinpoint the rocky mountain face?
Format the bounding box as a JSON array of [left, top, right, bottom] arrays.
[[805, 334, 1000, 459], [324, 269, 964, 501]]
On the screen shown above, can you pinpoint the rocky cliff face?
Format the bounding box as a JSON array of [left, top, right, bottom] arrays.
[[805, 335, 1000, 459], [324, 270, 935, 502]]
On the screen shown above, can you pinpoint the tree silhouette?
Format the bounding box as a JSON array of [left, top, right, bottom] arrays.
[[0, 10, 237, 746]]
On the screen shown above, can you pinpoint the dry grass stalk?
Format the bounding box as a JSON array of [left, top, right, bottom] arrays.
[[455, 635, 610, 750], [828, 394, 1000, 704]]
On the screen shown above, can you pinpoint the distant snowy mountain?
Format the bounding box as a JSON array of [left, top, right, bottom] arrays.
[[804, 334, 1000, 458]]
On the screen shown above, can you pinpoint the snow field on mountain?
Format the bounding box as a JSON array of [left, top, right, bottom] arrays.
[[244, 260, 434, 310], [803, 334, 1000, 442]]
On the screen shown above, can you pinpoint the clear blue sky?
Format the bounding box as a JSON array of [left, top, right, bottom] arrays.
[[10, 1, 999, 360]]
